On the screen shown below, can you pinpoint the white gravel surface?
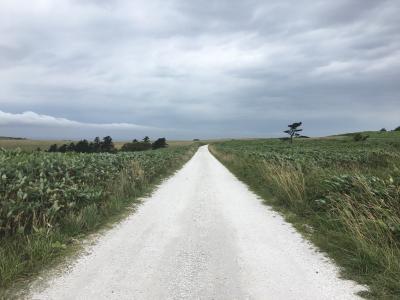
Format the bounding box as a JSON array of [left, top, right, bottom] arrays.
[[30, 145, 364, 300]]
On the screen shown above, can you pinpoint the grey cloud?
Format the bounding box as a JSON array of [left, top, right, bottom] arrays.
[[0, 0, 399, 139], [0, 110, 183, 140], [0, 110, 162, 130]]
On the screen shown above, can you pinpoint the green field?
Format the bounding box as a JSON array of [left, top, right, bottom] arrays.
[[1, 131, 399, 297], [0, 144, 198, 295], [210, 132, 400, 298], [333, 130, 400, 141]]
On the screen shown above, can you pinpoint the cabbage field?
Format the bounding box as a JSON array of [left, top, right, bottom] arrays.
[[210, 136, 400, 298], [0, 145, 197, 291]]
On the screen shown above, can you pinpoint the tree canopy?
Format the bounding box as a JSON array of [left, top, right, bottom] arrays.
[[284, 122, 303, 144], [48, 136, 116, 153]]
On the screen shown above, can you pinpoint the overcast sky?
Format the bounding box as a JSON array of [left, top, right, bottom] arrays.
[[0, 0, 399, 140]]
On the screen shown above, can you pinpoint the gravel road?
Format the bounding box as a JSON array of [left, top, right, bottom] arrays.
[[30, 145, 364, 300]]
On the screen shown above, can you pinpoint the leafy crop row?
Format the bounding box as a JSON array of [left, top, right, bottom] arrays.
[[0, 147, 194, 237], [0, 145, 197, 292]]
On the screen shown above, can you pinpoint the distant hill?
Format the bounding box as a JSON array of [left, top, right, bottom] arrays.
[[330, 130, 400, 141], [0, 136, 26, 140]]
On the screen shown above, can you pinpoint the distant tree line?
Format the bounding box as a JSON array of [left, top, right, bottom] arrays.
[[48, 136, 168, 153], [48, 136, 116, 153], [120, 137, 167, 151]]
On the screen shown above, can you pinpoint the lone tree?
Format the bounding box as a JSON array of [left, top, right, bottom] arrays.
[[284, 122, 303, 144]]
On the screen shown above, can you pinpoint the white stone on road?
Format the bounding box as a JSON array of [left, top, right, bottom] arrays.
[[30, 145, 364, 300]]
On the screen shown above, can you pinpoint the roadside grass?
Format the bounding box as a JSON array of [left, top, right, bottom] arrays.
[[210, 136, 400, 299], [0, 145, 198, 297]]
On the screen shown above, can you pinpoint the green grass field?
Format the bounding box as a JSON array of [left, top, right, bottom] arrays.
[[1, 131, 399, 297], [210, 131, 400, 298]]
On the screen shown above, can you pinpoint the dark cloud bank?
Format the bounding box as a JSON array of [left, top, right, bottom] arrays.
[[0, 0, 399, 140]]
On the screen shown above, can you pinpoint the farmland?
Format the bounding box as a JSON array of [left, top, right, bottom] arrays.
[[0, 144, 198, 293], [0, 138, 195, 152], [210, 133, 400, 298]]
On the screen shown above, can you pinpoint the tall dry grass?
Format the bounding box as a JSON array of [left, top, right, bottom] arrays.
[[260, 161, 305, 210]]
